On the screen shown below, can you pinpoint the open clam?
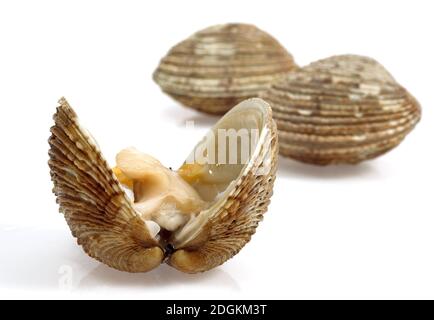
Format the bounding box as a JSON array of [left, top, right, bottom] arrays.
[[153, 23, 297, 115], [262, 55, 421, 165], [48, 97, 278, 273]]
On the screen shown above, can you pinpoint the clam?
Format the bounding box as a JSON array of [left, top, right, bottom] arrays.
[[153, 23, 297, 115], [48, 97, 278, 273], [262, 55, 421, 165]]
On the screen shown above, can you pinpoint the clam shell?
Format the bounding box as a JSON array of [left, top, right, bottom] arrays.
[[48, 98, 163, 272], [169, 98, 278, 273], [48, 98, 278, 273], [153, 23, 297, 114], [261, 55, 421, 165]]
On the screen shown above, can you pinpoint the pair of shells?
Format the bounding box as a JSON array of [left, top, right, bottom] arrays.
[[49, 98, 278, 273], [154, 24, 421, 165]]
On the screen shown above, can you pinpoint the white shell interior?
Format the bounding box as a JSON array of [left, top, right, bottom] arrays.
[[173, 98, 270, 247]]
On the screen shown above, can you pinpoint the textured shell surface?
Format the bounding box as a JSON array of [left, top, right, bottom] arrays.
[[153, 23, 297, 114], [48, 97, 278, 273], [262, 54, 421, 165]]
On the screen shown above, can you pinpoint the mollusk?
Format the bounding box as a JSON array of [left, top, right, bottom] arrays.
[[262, 55, 421, 165], [153, 23, 297, 114], [48, 97, 278, 273]]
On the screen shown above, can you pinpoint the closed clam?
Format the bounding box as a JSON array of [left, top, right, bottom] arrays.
[[262, 55, 421, 165], [153, 23, 297, 114], [48, 97, 278, 273]]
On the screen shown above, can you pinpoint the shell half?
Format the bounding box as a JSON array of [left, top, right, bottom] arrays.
[[262, 55, 421, 165], [153, 23, 297, 115], [48, 98, 163, 272], [48, 97, 278, 273]]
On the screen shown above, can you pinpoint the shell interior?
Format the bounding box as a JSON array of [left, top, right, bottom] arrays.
[[173, 99, 269, 247]]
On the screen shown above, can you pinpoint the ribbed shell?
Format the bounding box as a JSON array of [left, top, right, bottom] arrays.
[[49, 98, 278, 273], [153, 23, 297, 114], [169, 98, 279, 273], [262, 55, 421, 165], [48, 98, 163, 273]]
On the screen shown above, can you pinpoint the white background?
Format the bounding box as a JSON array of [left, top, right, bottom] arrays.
[[0, 0, 433, 299]]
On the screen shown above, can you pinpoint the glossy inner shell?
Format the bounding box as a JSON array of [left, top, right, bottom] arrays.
[[114, 99, 266, 251]]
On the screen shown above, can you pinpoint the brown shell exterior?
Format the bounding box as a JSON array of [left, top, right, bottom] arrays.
[[153, 23, 297, 115], [261, 55, 421, 165], [169, 98, 279, 273], [48, 98, 164, 273]]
